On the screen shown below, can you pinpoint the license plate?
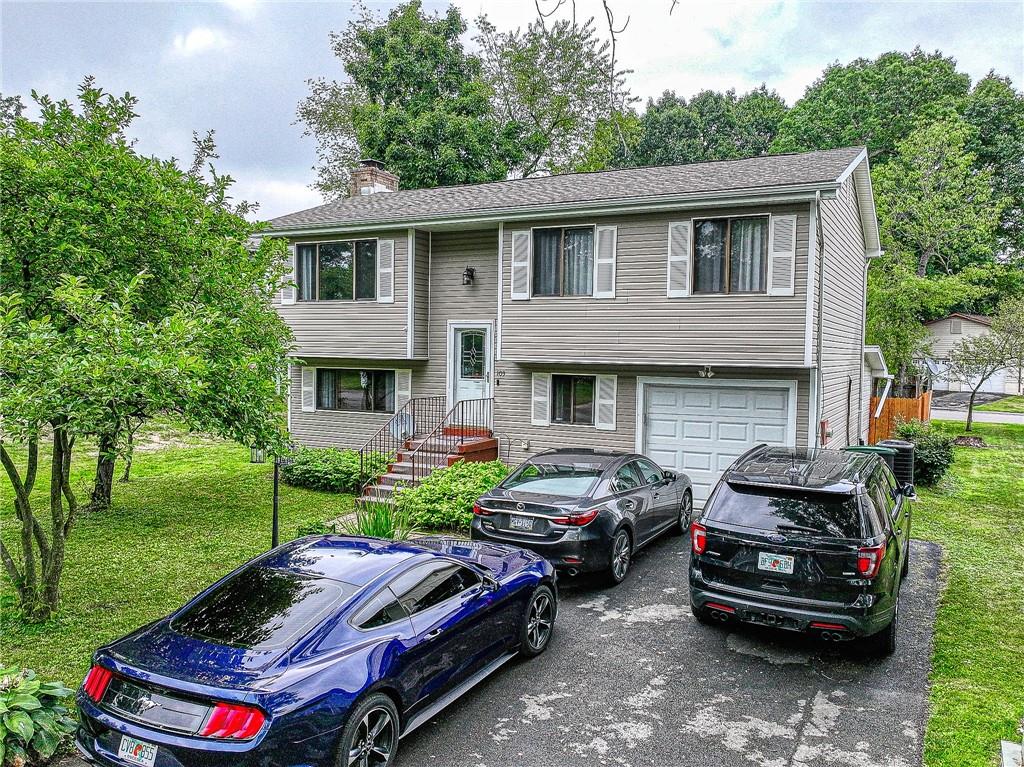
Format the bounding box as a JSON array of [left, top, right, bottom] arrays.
[[758, 552, 795, 574], [118, 736, 158, 767], [508, 515, 534, 531]]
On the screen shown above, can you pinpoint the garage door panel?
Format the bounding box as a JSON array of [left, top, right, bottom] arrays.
[[643, 383, 793, 507]]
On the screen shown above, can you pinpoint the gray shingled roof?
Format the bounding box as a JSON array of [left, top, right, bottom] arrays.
[[266, 146, 865, 232]]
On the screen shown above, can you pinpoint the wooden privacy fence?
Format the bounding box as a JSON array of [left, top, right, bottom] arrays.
[[868, 390, 932, 444]]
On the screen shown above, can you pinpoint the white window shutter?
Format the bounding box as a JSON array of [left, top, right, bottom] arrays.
[[595, 375, 617, 431], [377, 239, 395, 303], [510, 231, 531, 300], [594, 226, 617, 299], [531, 373, 550, 426], [767, 215, 797, 297], [667, 221, 692, 298], [281, 243, 296, 305], [301, 367, 316, 412], [395, 369, 412, 409]]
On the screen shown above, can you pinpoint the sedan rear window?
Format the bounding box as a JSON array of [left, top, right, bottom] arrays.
[[171, 567, 356, 650], [708, 483, 865, 539], [502, 461, 603, 496]]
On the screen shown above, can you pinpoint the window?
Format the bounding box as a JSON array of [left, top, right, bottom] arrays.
[[708, 484, 866, 539], [611, 464, 642, 493], [950, 318, 962, 334], [634, 459, 663, 485], [692, 217, 768, 294], [532, 227, 594, 297], [352, 589, 408, 630], [390, 562, 481, 617], [551, 375, 595, 425], [297, 240, 377, 301], [502, 460, 604, 496], [316, 369, 395, 413]]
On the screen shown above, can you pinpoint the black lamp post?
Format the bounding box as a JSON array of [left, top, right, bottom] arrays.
[[251, 447, 293, 549]]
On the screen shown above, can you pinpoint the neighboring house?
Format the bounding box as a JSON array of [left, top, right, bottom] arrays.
[[263, 148, 884, 505], [926, 313, 1023, 395]]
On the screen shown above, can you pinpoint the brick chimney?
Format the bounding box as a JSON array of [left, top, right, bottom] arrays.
[[349, 159, 400, 196]]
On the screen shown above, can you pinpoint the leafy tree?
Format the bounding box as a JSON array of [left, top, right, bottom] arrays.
[[772, 48, 970, 161], [612, 86, 787, 168], [873, 117, 1004, 278], [946, 335, 1011, 431], [1, 81, 292, 512], [474, 13, 633, 175], [574, 110, 641, 172], [298, 1, 523, 196], [991, 294, 1024, 394]]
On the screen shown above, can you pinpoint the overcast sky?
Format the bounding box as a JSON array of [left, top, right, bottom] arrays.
[[2, 0, 1022, 220]]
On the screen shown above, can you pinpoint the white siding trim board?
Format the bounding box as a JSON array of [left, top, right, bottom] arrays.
[[407, 229, 415, 357], [281, 243, 296, 305], [496, 222, 504, 359]]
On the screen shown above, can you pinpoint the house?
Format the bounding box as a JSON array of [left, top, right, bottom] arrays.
[[263, 148, 884, 506], [926, 313, 1022, 395]]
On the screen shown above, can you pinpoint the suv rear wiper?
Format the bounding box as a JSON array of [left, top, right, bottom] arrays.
[[775, 523, 823, 534]]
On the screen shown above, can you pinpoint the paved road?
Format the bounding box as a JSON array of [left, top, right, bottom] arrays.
[[398, 535, 941, 767], [933, 408, 1024, 424]]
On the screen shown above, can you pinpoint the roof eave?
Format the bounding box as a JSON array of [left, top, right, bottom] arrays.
[[258, 182, 841, 237], [837, 149, 882, 257]]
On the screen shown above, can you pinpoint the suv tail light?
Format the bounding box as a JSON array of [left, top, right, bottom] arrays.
[[857, 541, 886, 578], [472, 504, 493, 516], [199, 702, 266, 740], [551, 509, 599, 526], [82, 665, 113, 702], [690, 522, 707, 555]]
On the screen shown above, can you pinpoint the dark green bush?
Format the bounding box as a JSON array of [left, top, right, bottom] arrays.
[[0, 666, 77, 765], [281, 447, 387, 493], [394, 460, 510, 532], [894, 419, 955, 485]]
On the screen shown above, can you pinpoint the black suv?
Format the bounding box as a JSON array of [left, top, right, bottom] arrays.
[[688, 445, 914, 654]]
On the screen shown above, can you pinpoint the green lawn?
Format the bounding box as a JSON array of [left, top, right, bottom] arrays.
[[0, 427, 354, 689], [916, 420, 1024, 766], [976, 394, 1024, 414]]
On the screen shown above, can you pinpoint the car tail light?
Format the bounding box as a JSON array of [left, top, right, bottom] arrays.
[[82, 665, 113, 702], [199, 702, 266, 740], [705, 602, 735, 614], [856, 542, 886, 578], [691, 522, 707, 555], [550, 509, 599, 526], [472, 504, 493, 516], [810, 622, 847, 630]]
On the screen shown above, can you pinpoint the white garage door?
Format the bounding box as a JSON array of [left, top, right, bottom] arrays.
[[932, 365, 1006, 394], [643, 382, 794, 506]]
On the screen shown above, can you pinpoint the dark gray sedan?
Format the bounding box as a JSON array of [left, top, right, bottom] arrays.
[[470, 449, 693, 585]]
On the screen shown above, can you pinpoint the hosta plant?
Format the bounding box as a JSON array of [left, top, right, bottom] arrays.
[[0, 667, 76, 766]]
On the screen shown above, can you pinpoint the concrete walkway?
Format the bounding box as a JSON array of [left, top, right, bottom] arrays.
[[932, 409, 1024, 425]]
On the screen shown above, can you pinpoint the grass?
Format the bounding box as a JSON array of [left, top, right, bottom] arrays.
[[915, 420, 1024, 766], [0, 423, 355, 690], [976, 394, 1024, 414]]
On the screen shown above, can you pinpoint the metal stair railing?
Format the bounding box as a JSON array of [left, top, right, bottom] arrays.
[[358, 395, 446, 486], [408, 397, 493, 485]]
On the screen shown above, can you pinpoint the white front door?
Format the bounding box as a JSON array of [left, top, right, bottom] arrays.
[[451, 325, 492, 406]]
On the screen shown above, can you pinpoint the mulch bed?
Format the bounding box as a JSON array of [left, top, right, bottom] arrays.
[[953, 436, 987, 447]]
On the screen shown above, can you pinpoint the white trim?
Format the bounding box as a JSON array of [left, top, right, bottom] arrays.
[[804, 200, 818, 367], [286, 364, 293, 431], [497, 355, 812, 368], [835, 148, 868, 185], [427, 232, 432, 359], [634, 376, 799, 456], [766, 213, 797, 297], [407, 229, 415, 358], [261, 187, 839, 238], [666, 220, 692, 298], [873, 377, 893, 419], [594, 225, 617, 299], [496, 222, 504, 360], [446, 320, 495, 410], [807, 370, 819, 449]]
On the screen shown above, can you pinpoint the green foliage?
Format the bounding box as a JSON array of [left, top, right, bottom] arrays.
[[894, 419, 955, 485], [0, 666, 76, 765], [613, 86, 787, 168], [394, 460, 510, 531], [341, 501, 418, 540], [772, 48, 970, 162], [298, 1, 523, 195], [281, 447, 387, 494], [295, 520, 336, 537], [474, 14, 633, 176]]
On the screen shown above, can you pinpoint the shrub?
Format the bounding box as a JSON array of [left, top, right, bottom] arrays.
[[281, 447, 388, 493], [0, 667, 76, 766], [295, 520, 336, 537], [341, 501, 419, 540], [894, 418, 955, 485], [394, 460, 510, 532]]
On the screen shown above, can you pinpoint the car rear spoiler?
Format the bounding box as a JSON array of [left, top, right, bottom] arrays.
[[724, 478, 858, 495]]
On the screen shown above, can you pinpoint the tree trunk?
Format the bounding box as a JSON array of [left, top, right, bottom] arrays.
[[916, 245, 935, 278], [966, 388, 979, 431], [91, 430, 118, 508]]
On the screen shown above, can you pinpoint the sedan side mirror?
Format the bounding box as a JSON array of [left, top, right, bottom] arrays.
[[481, 575, 500, 593], [902, 483, 917, 500], [663, 471, 676, 482]]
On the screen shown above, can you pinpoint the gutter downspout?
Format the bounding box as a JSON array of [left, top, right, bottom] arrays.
[[814, 191, 825, 448], [858, 257, 869, 443]]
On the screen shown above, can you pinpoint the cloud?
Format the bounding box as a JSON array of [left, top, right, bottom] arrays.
[[169, 27, 232, 58], [221, 0, 260, 18], [230, 175, 325, 221]]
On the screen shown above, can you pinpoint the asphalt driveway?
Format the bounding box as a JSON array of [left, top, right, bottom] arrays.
[[397, 535, 941, 767]]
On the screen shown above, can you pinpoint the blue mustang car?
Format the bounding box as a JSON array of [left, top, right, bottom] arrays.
[[76, 536, 557, 767]]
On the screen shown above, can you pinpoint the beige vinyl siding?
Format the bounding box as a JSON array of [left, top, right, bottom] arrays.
[[421, 228, 500, 399], [499, 206, 810, 367], [818, 176, 868, 447], [274, 229, 410, 358], [926, 317, 990, 358], [493, 363, 811, 467], [414, 230, 430, 358]]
